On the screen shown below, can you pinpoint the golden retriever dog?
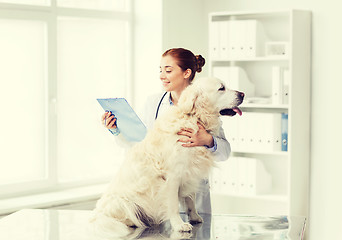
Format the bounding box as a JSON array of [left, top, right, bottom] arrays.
[[90, 77, 244, 237]]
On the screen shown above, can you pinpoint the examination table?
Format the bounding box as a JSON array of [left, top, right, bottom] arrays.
[[0, 209, 306, 239]]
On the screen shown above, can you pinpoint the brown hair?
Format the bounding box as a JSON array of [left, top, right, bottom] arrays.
[[162, 48, 205, 82]]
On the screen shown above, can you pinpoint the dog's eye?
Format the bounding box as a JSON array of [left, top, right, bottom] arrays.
[[218, 85, 225, 91]]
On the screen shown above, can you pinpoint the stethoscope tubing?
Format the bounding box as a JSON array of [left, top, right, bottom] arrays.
[[155, 92, 168, 120]]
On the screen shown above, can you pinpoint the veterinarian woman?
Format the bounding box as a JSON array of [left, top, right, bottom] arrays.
[[101, 48, 231, 214]]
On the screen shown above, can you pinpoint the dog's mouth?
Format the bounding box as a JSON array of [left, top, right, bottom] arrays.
[[220, 107, 242, 116], [220, 91, 244, 116]]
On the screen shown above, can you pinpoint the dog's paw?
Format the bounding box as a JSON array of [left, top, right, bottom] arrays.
[[170, 230, 193, 239], [189, 213, 203, 225], [176, 222, 193, 232]]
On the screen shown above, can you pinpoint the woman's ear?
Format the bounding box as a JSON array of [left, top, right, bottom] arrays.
[[184, 69, 192, 79]]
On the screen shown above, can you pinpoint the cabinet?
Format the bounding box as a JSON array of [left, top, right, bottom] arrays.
[[208, 10, 311, 217]]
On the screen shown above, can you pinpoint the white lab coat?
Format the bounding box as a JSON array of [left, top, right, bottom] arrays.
[[141, 92, 231, 214]]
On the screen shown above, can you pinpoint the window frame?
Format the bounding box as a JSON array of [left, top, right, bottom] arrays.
[[0, 0, 133, 198]]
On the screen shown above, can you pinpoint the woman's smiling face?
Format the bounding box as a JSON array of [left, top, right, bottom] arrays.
[[159, 55, 190, 93]]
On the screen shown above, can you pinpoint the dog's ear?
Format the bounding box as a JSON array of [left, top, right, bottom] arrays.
[[178, 85, 201, 114]]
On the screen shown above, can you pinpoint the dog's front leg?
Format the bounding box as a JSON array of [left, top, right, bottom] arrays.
[[167, 179, 193, 232]]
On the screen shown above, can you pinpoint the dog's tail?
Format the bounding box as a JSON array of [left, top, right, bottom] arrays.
[[88, 211, 134, 239], [88, 201, 155, 239]]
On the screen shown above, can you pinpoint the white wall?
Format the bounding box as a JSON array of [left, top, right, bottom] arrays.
[[133, 0, 206, 112], [162, 0, 342, 239], [162, 0, 208, 77], [133, 0, 162, 115]]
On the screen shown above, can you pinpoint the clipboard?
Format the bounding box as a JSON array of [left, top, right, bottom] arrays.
[[97, 98, 147, 142]]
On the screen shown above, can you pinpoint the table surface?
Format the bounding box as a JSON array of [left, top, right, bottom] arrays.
[[0, 209, 306, 240]]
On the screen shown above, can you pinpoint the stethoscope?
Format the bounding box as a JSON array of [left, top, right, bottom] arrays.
[[155, 92, 168, 120]]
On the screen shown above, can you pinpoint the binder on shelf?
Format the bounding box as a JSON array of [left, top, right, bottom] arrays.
[[244, 20, 267, 58], [221, 161, 235, 194], [220, 21, 230, 59], [229, 20, 268, 59], [240, 113, 254, 151], [211, 166, 222, 193], [227, 157, 239, 194], [261, 113, 282, 152], [211, 157, 273, 196], [239, 19, 267, 59], [209, 21, 220, 60], [282, 69, 290, 104], [281, 113, 288, 151], [222, 117, 240, 152], [272, 66, 290, 105], [210, 19, 268, 60], [225, 112, 282, 153], [254, 113, 265, 152], [229, 20, 242, 59], [272, 66, 283, 105], [245, 157, 272, 195]]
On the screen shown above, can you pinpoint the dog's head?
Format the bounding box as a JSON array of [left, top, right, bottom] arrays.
[[178, 77, 244, 117]]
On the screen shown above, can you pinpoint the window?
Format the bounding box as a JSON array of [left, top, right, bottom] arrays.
[[0, 0, 131, 197], [0, 18, 47, 186], [57, 0, 127, 11], [0, 0, 49, 5]]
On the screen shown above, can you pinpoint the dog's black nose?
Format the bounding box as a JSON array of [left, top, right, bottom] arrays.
[[239, 91, 245, 100]]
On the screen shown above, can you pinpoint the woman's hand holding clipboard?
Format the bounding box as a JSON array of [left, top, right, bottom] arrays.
[[97, 98, 147, 142]]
